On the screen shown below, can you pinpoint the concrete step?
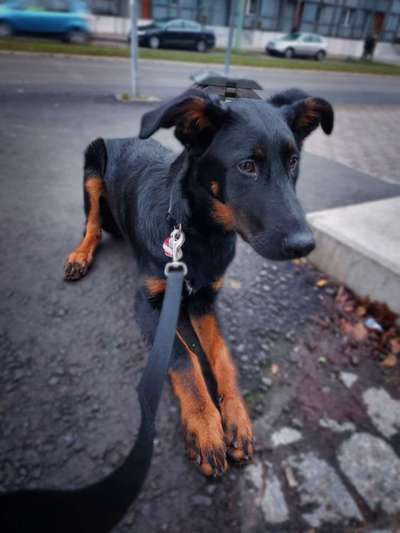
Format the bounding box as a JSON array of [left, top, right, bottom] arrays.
[[307, 196, 400, 314]]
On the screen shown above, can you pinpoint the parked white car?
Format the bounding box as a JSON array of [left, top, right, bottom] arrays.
[[266, 32, 328, 60]]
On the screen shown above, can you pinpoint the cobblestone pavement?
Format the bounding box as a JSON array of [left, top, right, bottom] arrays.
[[305, 105, 400, 186]]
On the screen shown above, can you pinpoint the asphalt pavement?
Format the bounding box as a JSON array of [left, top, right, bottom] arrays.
[[1, 53, 400, 532], [2, 52, 400, 105]]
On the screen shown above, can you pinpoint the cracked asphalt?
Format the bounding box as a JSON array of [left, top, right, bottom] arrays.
[[1, 53, 400, 532]]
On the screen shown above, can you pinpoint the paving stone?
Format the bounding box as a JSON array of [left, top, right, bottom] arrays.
[[363, 388, 400, 438], [271, 427, 302, 447], [288, 452, 362, 527], [340, 371, 358, 389], [319, 417, 356, 433], [244, 462, 289, 524], [338, 433, 400, 514]]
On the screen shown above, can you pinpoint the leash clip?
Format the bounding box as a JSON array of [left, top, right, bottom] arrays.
[[164, 225, 188, 277]]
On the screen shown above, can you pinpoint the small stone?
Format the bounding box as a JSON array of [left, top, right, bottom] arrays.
[[271, 427, 302, 447], [339, 371, 358, 388], [338, 433, 400, 514], [363, 388, 400, 437], [49, 376, 59, 386], [261, 377, 272, 387], [319, 417, 355, 433], [292, 418, 303, 429]]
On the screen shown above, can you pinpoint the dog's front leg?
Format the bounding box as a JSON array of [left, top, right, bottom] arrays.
[[170, 333, 227, 477], [190, 302, 254, 465], [136, 283, 227, 477]]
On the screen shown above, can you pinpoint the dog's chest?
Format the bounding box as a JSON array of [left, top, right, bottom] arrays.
[[183, 233, 236, 292]]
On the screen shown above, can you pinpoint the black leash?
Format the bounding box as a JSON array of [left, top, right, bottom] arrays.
[[0, 266, 186, 533]]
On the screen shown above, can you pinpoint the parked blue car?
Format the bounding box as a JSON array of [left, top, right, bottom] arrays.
[[0, 0, 92, 43]]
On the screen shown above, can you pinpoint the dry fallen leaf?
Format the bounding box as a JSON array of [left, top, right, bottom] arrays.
[[381, 354, 397, 368], [341, 320, 368, 342], [271, 363, 280, 376], [355, 305, 367, 318], [292, 257, 307, 266], [316, 278, 328, 288]]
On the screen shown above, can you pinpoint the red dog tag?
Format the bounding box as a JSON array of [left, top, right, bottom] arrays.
[[163, 237, 173, 258]]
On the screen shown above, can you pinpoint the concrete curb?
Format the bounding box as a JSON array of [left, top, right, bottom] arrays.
[[307, 196, 400, 314]]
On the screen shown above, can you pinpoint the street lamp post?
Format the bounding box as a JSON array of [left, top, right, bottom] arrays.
[[130, 0, 139, 97], [224, 0, 237, 76]]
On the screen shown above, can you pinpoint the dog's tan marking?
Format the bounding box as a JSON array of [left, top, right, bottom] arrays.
[[170, 332, 227, 477], [190, 313, 254, 464], [64, 177, 103, 281], [211, 200, 235, 232], [181, 98, 211, 131], [145, 277, 166, 298], [296, 98, 321, 131], [210, 181, 219, 195], [211, 277, 224, 292]]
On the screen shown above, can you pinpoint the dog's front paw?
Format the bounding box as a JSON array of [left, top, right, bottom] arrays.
[[183, 407, 228, 477], [221, 396, 254, 465], [64, 252, 91, 281]]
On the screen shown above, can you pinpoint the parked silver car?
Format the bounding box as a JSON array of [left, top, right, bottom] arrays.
[[266, 32, 328, 60]]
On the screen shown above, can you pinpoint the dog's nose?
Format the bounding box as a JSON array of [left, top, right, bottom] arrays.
[[283, 231, 315, 258]]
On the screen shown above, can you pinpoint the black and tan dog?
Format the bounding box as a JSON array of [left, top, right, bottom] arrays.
[[64, 87, 333, 477]]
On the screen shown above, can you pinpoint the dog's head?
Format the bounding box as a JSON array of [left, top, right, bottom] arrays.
[[139, 87, 334, 261]]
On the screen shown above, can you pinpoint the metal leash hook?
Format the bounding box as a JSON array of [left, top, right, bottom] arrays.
[[164, 225, 188, 277]]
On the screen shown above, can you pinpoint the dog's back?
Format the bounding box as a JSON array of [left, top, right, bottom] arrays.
[[84, 137, 174, 258]]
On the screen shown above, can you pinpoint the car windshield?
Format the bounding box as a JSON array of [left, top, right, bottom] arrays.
[[280, 33, 302, 41]]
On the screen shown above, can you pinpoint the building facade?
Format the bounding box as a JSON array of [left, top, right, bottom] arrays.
[[90, 0, 400, 43]]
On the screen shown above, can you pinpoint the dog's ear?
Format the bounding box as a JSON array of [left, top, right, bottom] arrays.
[[283, 97, 334, 141], [139, 89, 228, 151]]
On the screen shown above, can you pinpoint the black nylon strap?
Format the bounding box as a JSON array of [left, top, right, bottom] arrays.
[[0, 269, 185, 533]]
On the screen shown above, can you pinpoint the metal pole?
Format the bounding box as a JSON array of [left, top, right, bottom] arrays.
[[234, 0, 245, 49], [130, 0, 139, 97], [224, 0, 236, 76]]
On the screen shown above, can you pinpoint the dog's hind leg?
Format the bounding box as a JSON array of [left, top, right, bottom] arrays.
[[64, 176, 104, 281]]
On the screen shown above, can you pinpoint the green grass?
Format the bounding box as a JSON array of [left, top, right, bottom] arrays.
[[1, 37, 400, 76]]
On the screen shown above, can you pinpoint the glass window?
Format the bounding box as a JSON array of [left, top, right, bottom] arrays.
[[43, 0, 70, 11], [165, 20, 184, 30], [280, 32, 302, 41], [183, 20, 201, 30], [246, 0, 257, 16]]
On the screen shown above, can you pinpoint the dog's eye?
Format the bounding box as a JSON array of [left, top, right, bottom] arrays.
[[238, 159, 257, 176], [289, 154, 299, 172]]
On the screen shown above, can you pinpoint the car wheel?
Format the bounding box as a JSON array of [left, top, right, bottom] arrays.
[[149, 36, 160, 49], [284, 47, 295, 59], [66, 29, 88, 44], [196, 40, 206, 53], [0, 22, 12, 38], [315, 50, 326, 61]]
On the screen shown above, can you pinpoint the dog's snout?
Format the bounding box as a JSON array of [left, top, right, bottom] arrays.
[[283, 231, 315, 258]]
